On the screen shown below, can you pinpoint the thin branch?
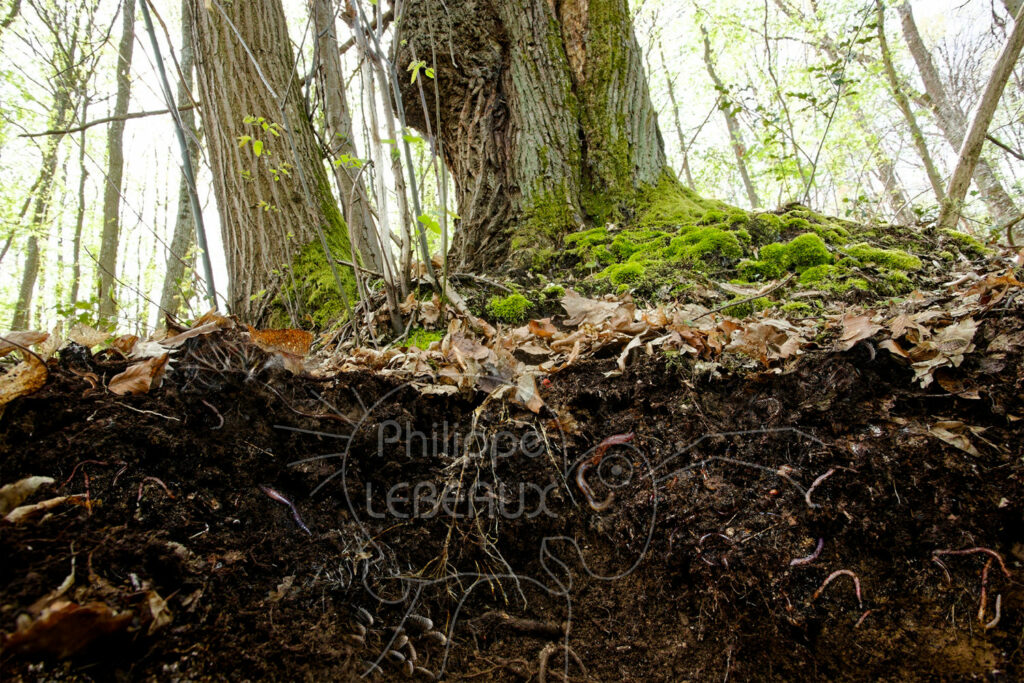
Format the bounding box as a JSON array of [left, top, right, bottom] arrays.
[[986, 133, 1024, 161], [21, 103, 198, 137]]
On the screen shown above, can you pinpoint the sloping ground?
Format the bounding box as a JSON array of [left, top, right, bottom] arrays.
[[1, 261, 1023, 681]]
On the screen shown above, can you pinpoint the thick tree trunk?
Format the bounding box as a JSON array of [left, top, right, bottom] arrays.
[[700, 25, 760, 209], [938, 2, 1024, 231], [898, 1, 1019, 223], [191, 0, 354, 323], [158, 0, 199, 318], [96, 0, 135, 323], [394, 0, 667, 272]]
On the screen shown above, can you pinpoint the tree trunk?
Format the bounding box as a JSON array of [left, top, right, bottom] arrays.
[[158, 0, 199, 319], [394, 0, 668, 272], [1005, 0, 1023, 18], [700, 25, 760, 209], [938, 2, 1024, 231], [875, 0, 945, 204], [898, 1, 1019, 223], [11, 86, 72, 330], [69, 97, 89, 307], [312, 0, 385, 275], [96, 0, 135, 323], [191, 0, 355, 324]]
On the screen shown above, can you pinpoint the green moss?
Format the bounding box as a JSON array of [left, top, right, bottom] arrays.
[[785, 233, 833, 269], [543, 284, 565, 299], [666, 227, 743, 266], [486, 293, 533, 325], [726, 209, 750, 227], [798, 264, 832, 285], [271, 188, 358, 330], [564, 226, 609, 247], [600, 261, 646, 285], [941, 229, 990, 257], [639, 176, 720, 228], [845, 243, 922, 271], [781, 302, 812, 315], [609, 229, 670, 260], [699, 209, 727, 225], [938, 250, 956, 262], [406, 328, 443, 350], [738, 258, 783, 281]]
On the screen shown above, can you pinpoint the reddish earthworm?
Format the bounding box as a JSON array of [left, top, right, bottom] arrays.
[[812, 569, 863, 608], [259, 485, 312, 535], [790, 537, 825, 566], [854, 609, 872, 628], [932, 547, 1011, 578], [804, 469, 835, 508], [575, 432, 633, 512]]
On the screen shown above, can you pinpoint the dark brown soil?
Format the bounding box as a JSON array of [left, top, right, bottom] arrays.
[[2, 308, 1023, 682]]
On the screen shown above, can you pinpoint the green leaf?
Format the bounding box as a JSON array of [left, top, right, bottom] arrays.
[[418, 212, 441, 235], [253, 139, 264, 157], [236, 134, 251, 147]]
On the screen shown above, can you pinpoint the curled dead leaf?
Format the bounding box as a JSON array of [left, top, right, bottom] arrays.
[[561, 289, 618, 327], [247, 325, 314, 356], [0, 330, 49, 358], [67, 323, 109, 348], [0, 353, 48, 409], [838, 314, 882, 352], [108, 354, 169, 396]]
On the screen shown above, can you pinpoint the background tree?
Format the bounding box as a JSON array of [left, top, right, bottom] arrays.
[[190, 0, 355, 323], [96, 0, 135, 323]]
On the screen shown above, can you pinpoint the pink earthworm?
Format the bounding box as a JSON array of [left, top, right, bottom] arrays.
[[812, 569, 863, 608], [259, 485, 312, 535], [790, 538, 824, 566], [932, 547, 1011, 578]]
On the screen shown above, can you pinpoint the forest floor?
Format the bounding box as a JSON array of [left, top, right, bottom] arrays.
[[2, 247, 1024, 681]]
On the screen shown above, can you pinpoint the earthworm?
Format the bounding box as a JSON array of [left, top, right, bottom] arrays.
[[259, 485, 312, 535], [854, 609, 872, 628], [790, 537, 825, 566], [575, 432, 634, 511], [979, 558, 993, 623], [805, 469, 835, 508], [932, 547, 1011, 578], [812, 569, 862, 608], [984, 595, 1002, 630]]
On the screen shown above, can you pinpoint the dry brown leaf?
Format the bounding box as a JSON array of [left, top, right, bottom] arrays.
[[2, 600, 133, 658], [528, 318, 558, 338], [934, 369, 981, 399], [0, 476, 55, 515], [0, 354, 48, 409], [838, 314, 882, 351], [108, 354, 169, 396], [247, 326, 314, 356], [0, 330, 49, 358], [146, 590, 173, 635], [515, 373, 545, 413], [111, 335, 139, 355], [561, 290, 618, 327], [928, 420, 981, 457], [67, 323, 108, 348], [606, 335, 644, 377], [193, 309, 236, 329]]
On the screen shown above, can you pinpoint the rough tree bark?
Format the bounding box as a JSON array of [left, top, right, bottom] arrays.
[[158, 0, 199, 318], [190, 0, 355, 323], [96, 0, 135, 323], [898, 1, 1019, 224], [700, 25, 760, 209], [938, 2, 1024, 231], [394, 0, 668, 272]]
